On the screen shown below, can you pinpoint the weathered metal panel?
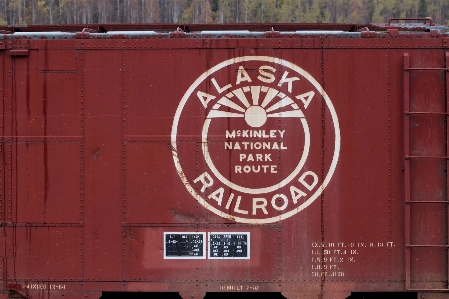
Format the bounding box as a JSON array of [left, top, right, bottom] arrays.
[[0, 22, 449, 299], [321, 48, 393, 284], [82, 48, 124, 281]]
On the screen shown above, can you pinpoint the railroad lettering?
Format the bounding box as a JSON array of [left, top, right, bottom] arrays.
[[211, 78, 232, 94], [277, 71, 300, 93], [312, 272, 345, 277], [197, 91, 216, 109], [25, 284, 46, 290], [236, 66, 252, 85], [197, 170, 318, 215], [193, 172, 214, 192], [225, 130, 286, 138], [311, 264, 338, 270], [258, 65, 276, 83], [239, 154, 271, 162], [203, 66, 309, 109], [252, 198, 268, 215], [225, 142, 287, 150], [295, 91, 315, 109], [174, 56, 340, 223], [234, 165, 277, 174]]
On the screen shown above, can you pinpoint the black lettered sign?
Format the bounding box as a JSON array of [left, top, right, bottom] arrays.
[[164, 232, 205, 259]]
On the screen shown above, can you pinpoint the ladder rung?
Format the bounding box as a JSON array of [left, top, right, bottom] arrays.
[[403, 52, 449, 291], [408, 289, 449, 292], [405, 155, 448, 159], [405, 111, 448, 115], [406, 201, 449, 204], [405, 67, 449, 71], [407, 244, 449, 248]]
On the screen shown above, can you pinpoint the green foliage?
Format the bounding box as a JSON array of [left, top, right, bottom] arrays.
[[0, 0, 448, 25], [279, 0, 303, 22], [418, 0, 428, 17]]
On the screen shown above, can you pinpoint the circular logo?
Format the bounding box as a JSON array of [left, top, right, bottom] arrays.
[[171, 56, 340, 224]]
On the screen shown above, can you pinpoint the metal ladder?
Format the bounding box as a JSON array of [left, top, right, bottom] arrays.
[[403, 52, 449, 291]]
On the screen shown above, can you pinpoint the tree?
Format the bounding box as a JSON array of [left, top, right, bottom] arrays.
[[418, 0, 428, 17], [279, 0, 303, 22]]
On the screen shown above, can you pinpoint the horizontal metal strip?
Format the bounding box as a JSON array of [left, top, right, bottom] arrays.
[[405, 111, 448, 115], [0, 136, 82, 143], [406, 201, 449, 204], [405, 67, 449, 71], [406, 244, 449, 247], [122, 223, 281, 228], [26, 45, 448, 50], [0, 222, 83, 227], [405, 155, 449, 159], [122, 223, 199, 227], [407, 289, 449, 292]]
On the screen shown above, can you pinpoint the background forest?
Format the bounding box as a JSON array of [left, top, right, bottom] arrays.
[[0, 0, 444, 26]]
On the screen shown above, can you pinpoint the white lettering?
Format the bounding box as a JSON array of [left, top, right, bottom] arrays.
[[193, 172, 214, 192], [234, 196, 248, 214], [258, 66, 276, 83], [296, 91, 315, 109], [211, 78, 232, 93], [226, 130, 236, 138], [253, 198, 268, 215], [299, 171, 318, 191], [236, 66, 252, 85], [278, 71, 300, 93], [225, 193, 234, 209], [208, 187, 224, 205], [272, 194, 288, 211], [197, 91, 216, 109], [290, 185, 307, 204]]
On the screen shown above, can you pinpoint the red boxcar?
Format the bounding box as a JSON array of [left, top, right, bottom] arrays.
[[0, 18, 447, 299]]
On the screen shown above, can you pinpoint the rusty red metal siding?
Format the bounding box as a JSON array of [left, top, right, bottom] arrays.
[[0, 21, 448, 299]]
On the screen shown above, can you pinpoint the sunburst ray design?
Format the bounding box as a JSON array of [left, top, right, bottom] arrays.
[[206, 85, 305, 128], [250, 86, 261, 105], [232, 88, 251, 108], [265, 96, 295, 112], [217, 96, 246, 112], [260, 88, 279, 108]]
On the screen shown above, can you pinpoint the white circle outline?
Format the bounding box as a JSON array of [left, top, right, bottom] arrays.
[[171, 56, 341, 224], [201, 117, 310, 194]]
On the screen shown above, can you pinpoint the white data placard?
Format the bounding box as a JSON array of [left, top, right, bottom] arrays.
[[208, 232, 250, 259]]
